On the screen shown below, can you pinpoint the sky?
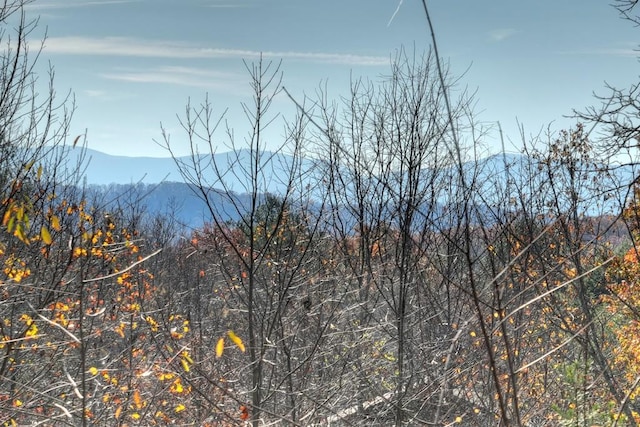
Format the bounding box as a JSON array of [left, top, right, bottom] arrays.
[[19, 0, 640, 158]]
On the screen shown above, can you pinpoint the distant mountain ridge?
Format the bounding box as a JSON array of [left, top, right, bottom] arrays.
[[64, 148, 214, 185], [50, 147, 637, 230], [58, 147, 316, 229], [63, 147, 314, 190]]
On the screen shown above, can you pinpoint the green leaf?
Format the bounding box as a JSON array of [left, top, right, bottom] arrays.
[[6, 216, 15, 233]]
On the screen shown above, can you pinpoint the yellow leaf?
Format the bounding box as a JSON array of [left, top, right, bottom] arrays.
[[115, 406, 122, 419], [470, 331, 476, 337], [175, 403, 186, 413], [89, 367, 98, 376], [51, 215, 61, 232], [455, 415, 462, 423], [180, 358, 190, 373], [216, 337, 225, 358], [170, 379, 184, 394], [41, 226, 52, 245], [25, 323, 38, 337], [228, 330, 245, 352], [158, 372, 174, 381]]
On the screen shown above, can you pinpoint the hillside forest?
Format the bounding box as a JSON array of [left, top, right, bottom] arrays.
[[3, 1, 640, 426]]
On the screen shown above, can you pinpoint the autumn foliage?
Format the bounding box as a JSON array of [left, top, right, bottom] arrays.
[[4, 1, 640, 425]]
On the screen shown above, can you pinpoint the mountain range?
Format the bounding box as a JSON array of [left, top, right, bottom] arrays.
[[62, 147, 316, 230], [52, 147, 638, 230]]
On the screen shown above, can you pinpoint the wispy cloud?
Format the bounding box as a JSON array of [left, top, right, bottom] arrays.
[[83, 89, 136, 101], [204, 4, 250, 8], [99, 66, 247, 91], [203, 0, 252, 7], [44, 36, 389, 66], [84, 89, 108, 97], [489, 28, 518, 42], [556, 45, 638, 57], [25, 0, 138, 10]]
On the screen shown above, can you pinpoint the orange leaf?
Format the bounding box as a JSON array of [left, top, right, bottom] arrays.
[[133, 389, 143, 409], [240, 405, 249, 420], [2, 205, 12, 226]]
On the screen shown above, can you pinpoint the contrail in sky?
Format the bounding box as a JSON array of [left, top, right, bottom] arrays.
[[387, 0, 403, 27]]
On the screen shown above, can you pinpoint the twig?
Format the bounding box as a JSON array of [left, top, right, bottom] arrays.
[[27, 302, 80, 344], [613, 375, 640, 427], [82, 248, 162, 283], [515, 320, 593, 374]]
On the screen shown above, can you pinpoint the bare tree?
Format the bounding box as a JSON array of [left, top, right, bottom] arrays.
[[291, 46, 501, 425], [160, 58, 342, 426]]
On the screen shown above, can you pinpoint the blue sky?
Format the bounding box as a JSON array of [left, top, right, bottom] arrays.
[[23, 0, 639, 157]]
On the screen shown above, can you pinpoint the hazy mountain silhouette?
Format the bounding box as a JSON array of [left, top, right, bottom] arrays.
[[56, 147, 636, 230], [65, 147, 316, 229]]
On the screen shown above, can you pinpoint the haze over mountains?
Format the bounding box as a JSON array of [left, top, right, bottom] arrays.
[[67, 148, 253, 186], [66, 147, 315, 229], [64, 147, 637, 230], [70, 147, 519, 186]]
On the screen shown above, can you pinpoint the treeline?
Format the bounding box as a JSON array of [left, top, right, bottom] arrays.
[[3, 1, 640, 426]]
